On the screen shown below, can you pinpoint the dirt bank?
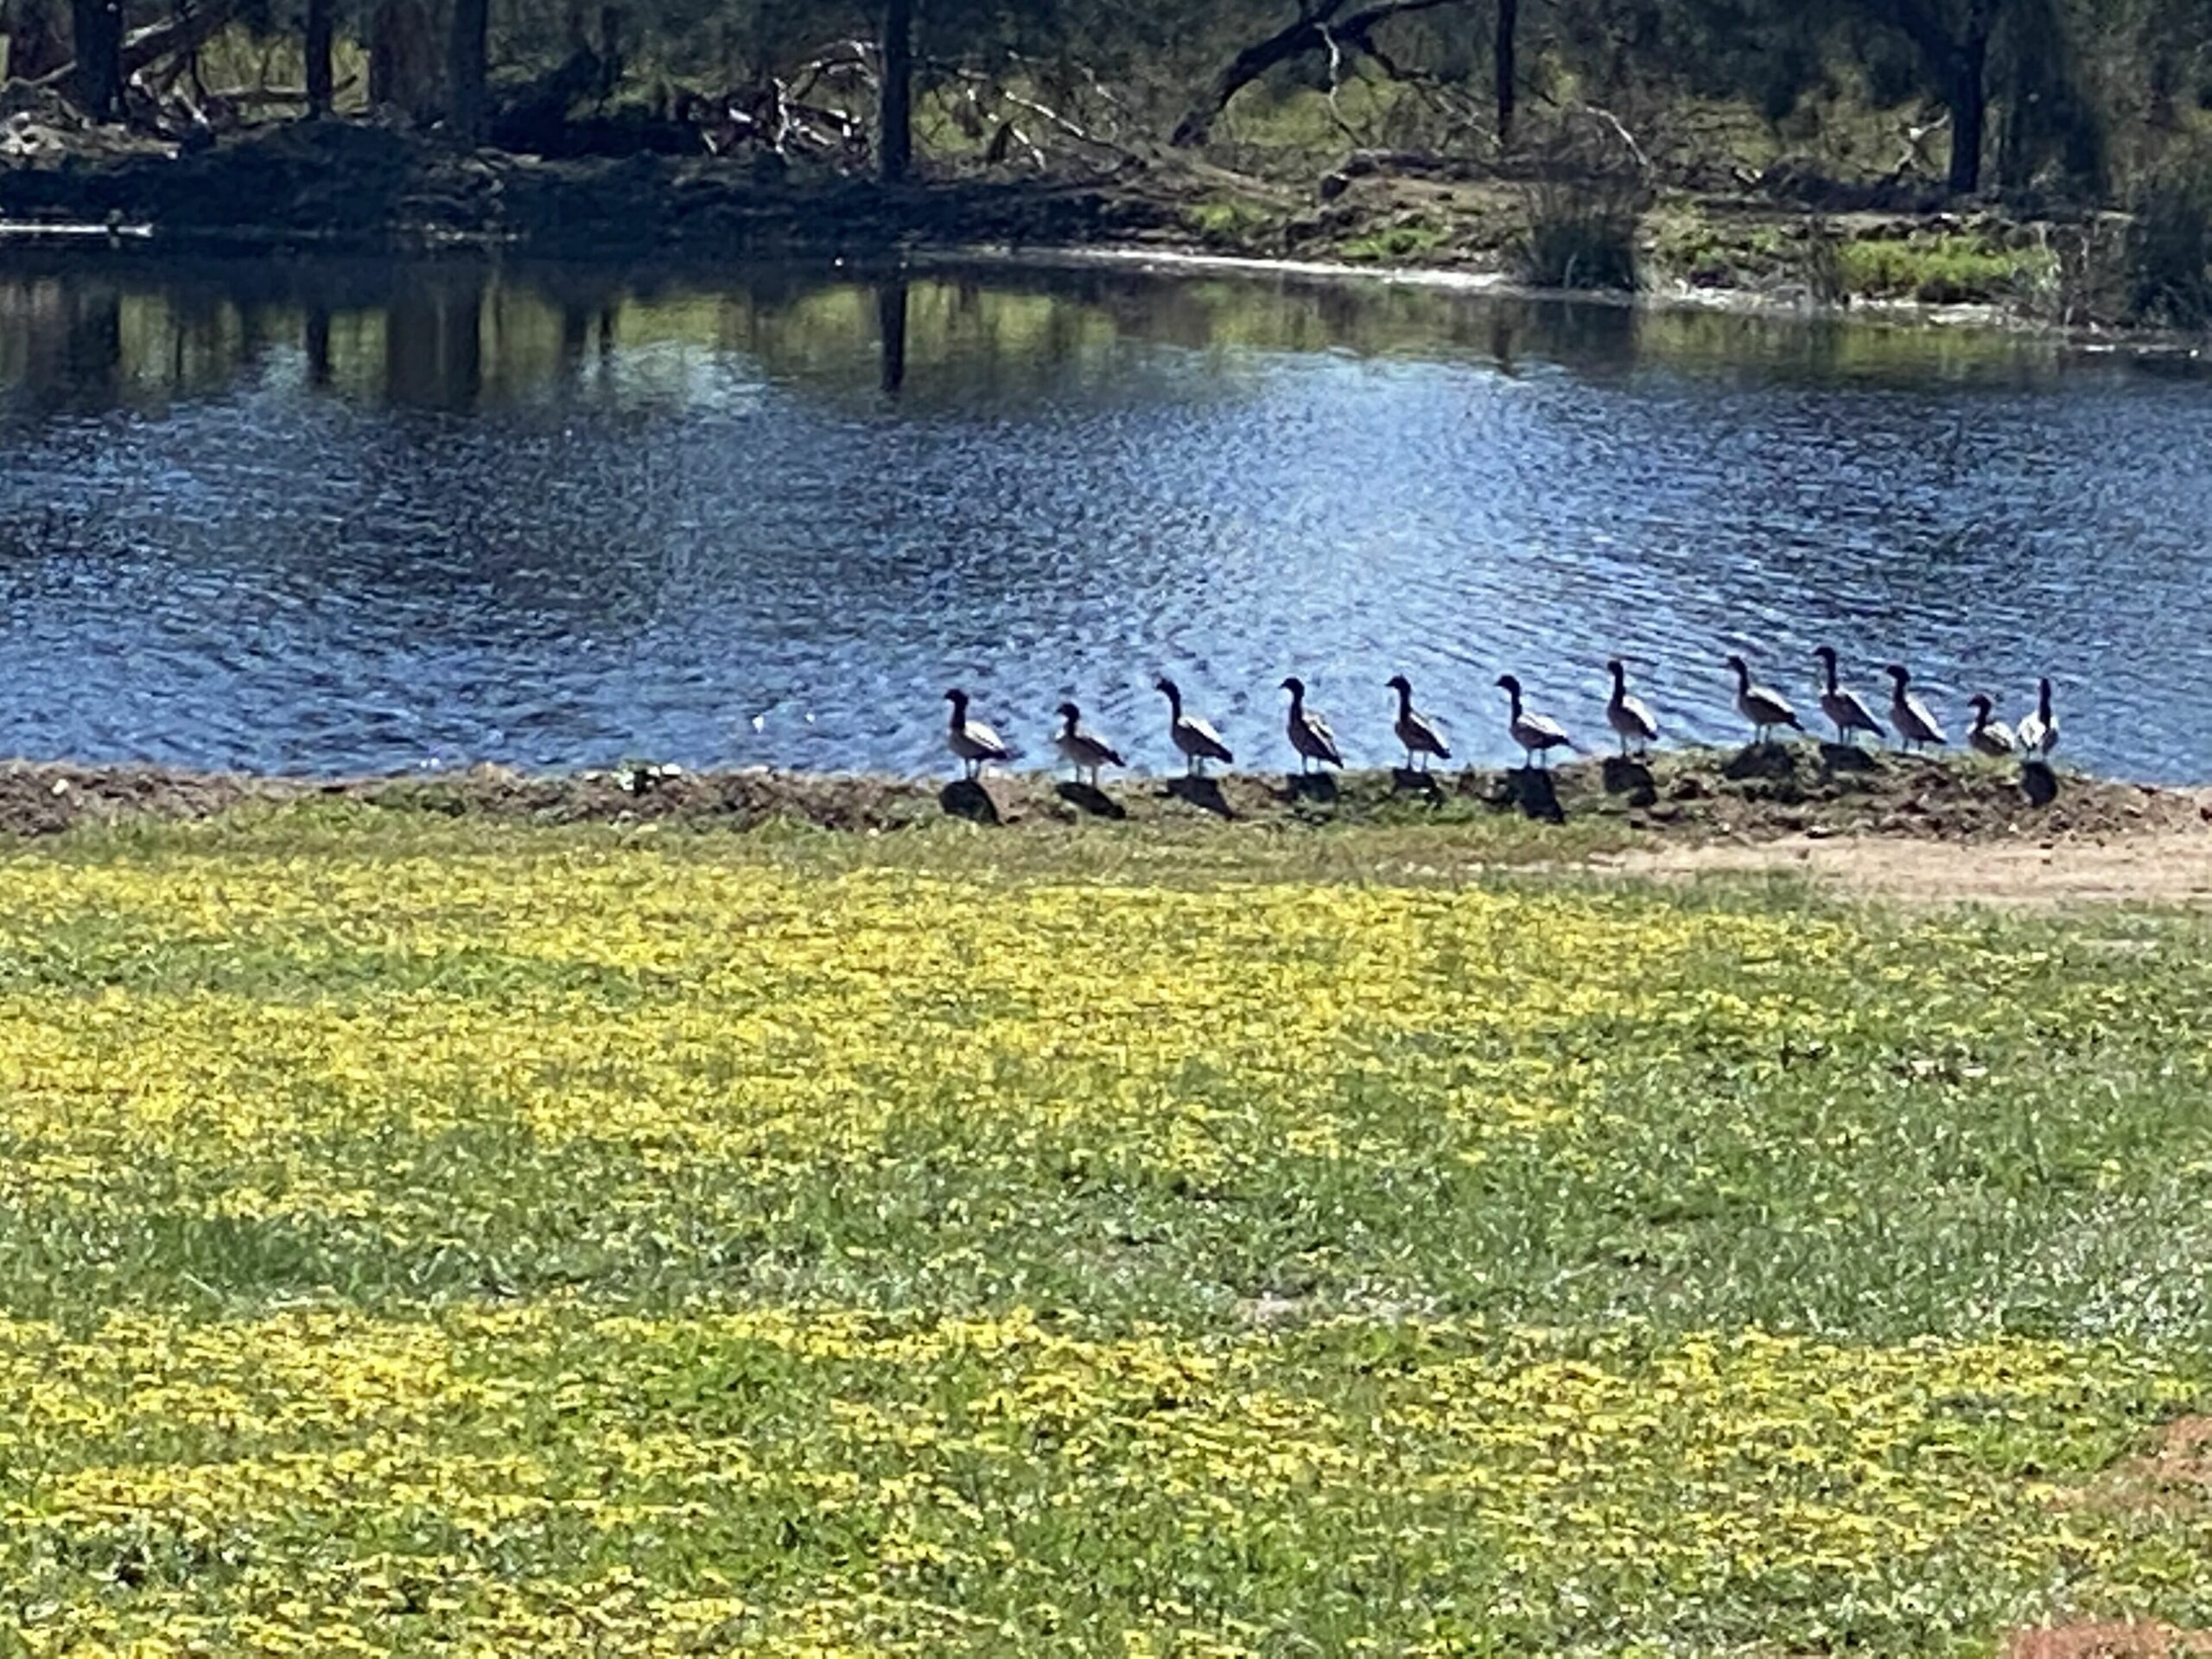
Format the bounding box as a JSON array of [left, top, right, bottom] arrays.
[[3, 746, 2203, 851]]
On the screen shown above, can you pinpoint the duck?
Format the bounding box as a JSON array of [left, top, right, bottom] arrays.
[[1885, 664, 1948, 752], [1385, 674, 1452, 771], [1967, 694, 2016, 758], [1814, 645, 1885, 747], [1053, 701, 1125, 787], [1155, 677, 1233, 775], [2017, 677, 2059, 758], [1726, 654, 1802, 745], [1280, 677, 1344, 772], [1497, 674, 1572, 769], [1605, 658, 1658, 757], [944, 687, 1010, 779]]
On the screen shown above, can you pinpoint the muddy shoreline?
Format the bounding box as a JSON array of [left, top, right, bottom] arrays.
[[1, 749, 2202, 845]]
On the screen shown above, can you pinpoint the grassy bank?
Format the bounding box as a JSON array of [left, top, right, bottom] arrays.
[[0, 806, 2207, 1652]]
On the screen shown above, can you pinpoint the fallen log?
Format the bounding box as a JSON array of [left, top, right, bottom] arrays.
[[1170, 0, 1462, 149]]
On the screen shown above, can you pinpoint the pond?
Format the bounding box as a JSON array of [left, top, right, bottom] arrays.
[[0, 250, 2206, 782]]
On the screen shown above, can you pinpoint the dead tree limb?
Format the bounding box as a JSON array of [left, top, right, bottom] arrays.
[[1170, 0, 1461, 149], [120, 0, 242, 76], [933, 60, 1138, 163]]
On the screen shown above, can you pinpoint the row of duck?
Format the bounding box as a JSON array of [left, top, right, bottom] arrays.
[[941, 653, 2062, 782]]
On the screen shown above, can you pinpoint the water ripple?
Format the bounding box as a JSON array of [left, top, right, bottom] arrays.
[[0, 256, 2207, 779]]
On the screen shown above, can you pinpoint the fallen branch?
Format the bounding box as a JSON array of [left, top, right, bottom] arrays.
[[934, 60, 1142, 165], [1170, 0, 1462, 149], [28, 0, 247, 100], [1574, 102, 1649, 172]]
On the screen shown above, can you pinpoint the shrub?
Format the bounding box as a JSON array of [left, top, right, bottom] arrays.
[[1517, 175, 1647, 291], [2127, 150, 2212, 330]]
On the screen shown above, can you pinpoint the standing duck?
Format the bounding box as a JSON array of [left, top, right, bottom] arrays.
[[1605, 658, 1659, 757], [1885, 664, 1948, 752], [1967, 694, 2017, 758], [1385, 675, 1452, 771], [1053, 701, 1125, 787], [944, 688, 1010, 779], [1497, 674, 1572, 769], [1726, 655, 1802, 745], [1814, 645, 1885, 747], [2017, 677, 2059, 757], [1280, 677, 1344, 772], [1155, 677, 1233, 775]]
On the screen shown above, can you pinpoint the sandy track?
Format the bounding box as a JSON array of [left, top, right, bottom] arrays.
[[1600, 826, 2212, 907]]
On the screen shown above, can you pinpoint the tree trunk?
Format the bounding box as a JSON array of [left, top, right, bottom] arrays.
[[371, 0, 442, 119], [303, 0, 332, 115], [304, 305, 332, 387], [447, 0, 487, 143], [68, 0, 119, 119], [876, 276, 908, 395], [1494, 0, 1516, 149], [879, 0, 912, 182], [1947, 25, 1987, 194]]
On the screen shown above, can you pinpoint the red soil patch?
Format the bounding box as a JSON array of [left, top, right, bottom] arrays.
[[2074, 1416, 2212, 1518], [2004, 1622, 2212, 1659], [2009, 1421, 2212, 1659]]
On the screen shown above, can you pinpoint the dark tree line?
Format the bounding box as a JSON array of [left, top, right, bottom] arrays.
[[7, 0, 2212, 199]]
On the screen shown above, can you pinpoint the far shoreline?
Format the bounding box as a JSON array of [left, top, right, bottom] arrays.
[[4, 124, 2209, 351]]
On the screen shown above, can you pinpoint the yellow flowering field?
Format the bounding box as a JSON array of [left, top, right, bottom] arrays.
[[0, 810, 2208, 1655]]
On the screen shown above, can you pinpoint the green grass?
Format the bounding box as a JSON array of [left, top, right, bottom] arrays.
[[1183, 194, 1287, 247], [0, 808, 2207, 1651], [1336, 219, 1452, 263], [1839, 234, 2058, 303]]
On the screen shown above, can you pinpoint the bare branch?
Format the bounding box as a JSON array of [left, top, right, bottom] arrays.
[[1171, 0, 1462, 149]]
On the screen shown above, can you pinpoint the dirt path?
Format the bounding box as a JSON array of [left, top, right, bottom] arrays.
[[1601, 827, 2212, 908]]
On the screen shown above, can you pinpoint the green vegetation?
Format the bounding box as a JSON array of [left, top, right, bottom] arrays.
[[0, 807, 2207, 1650], [2130, 147, 2212, 327], [1837, 232, 2057, 302], [1521, 179, 1647, 289], [1336, 216, 1452, 263]]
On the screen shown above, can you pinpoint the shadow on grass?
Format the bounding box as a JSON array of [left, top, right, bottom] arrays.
[[1164, 776, 1233, 818], [1818, 741, 1881, 775], [1055, 781, 1127, 820], [940, 779, 1002, 824], [1493, 766, 1565, 823], [1601, 756, 1656, 805], [1391, 766, 1446, 805], [1725, 741, 1802, 781]]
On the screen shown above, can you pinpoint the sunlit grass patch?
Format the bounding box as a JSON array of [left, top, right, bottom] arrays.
[[1840, 232, 2058, 303], [0, 810, 2205, 1650]]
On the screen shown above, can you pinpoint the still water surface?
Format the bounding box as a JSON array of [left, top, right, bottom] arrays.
[[1, 252, 2208, 780]]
